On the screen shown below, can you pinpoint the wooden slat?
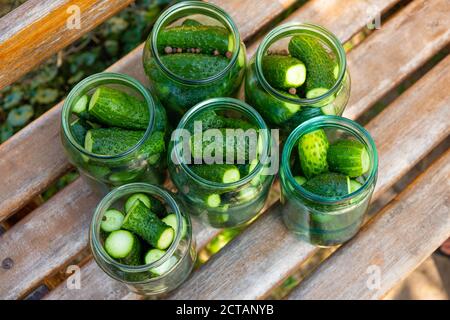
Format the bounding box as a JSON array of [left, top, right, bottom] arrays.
[[0, 0, 135, 90], [288, 150, 450, 300], [167, 53, 450, 300], [0, 0, 297, 224]]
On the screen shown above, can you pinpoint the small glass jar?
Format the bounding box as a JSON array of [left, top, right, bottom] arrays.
[[246, 23, 350, 136], [61, 73, 168, 193], [143, 1, 246, 121], [280, 116, 378, 247], [90, 183, 196, 296], [168, 97, 275, 228]]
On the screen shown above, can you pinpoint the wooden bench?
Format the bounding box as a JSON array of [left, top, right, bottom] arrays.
[[0, 0, 448, 300]]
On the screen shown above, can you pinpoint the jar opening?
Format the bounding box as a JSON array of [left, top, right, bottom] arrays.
[[150, 1, 241, 85], [282, 116, 378, 204], [61, 73, 156, 161], [172, 97, 271, 189], [256, 23, 347, 106]]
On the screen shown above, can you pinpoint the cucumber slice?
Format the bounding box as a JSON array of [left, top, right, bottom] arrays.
[[157, 25, 230, 55], [262, 55, 306, 90], [294, 176, 307, 186], [104, 230, 142, 265], [298, 129, 329, 178], [145, 249, 178, 276], [349, 179, 363, 193], [125, 193, 151, 213], [88, 86, 150, 130], [206, 194, 221, 208], [122, 200, 174, 250], [101, 209, 125, 233], [72, 95, 89, 114], [327, 139, 370, 177], [162, 213, 187, 238], [160, 53, 229, 80], [191, 164, 241, 184], [303, 173, 350, 197]]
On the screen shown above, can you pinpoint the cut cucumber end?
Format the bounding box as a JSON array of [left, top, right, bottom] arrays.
[[349, 179, 363, 193], [156, 227, 175, 250], [125, 193, 151, 213], [162, 213, 187, 238], [88, 88, 101, 111], [361, 147, 370, 175], [105, 230, 135, 259], [206, 194, 221, 208], [286, 64, 306, 87], [333, 64, 339, 79], [238, 187, 258, 202], [222, 168, 240, 183], [151, 256, 178, 276], [306, 87, 329, 99], [321, 104, 336, 115], [84, 130, 93, 153], [101, 209, 125, 233], [294, 176, 307, 186], [72, 95, 89, 114], [145, 248, 165, 265]]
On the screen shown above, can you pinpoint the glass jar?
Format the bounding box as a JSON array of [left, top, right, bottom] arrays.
[[280, 116, 378, 247], [61, 73, 168, 193], [143, 1, 246, 122], [168, 97, 276, 228], [90, 183, 196, 296], [246, 23, 350, 137]]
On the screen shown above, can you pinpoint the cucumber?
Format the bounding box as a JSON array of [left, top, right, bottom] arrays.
[[125, 193, 167, 218], [145, 249, 178, 276], [205, 193, 221, 208], [186, 110, 226, 133], [88, 86, 150, 130], [101, 209, 125, 233], [289, 35, 336, 96], [349, 179, 363, 193], [157, 25, 232, 55], [85, 128, 165, 157], [191, 164, 241, 183], [221, 117, 256, 131], [70, 118, 91, 145], [303, 173, 350, 197], [294, 176, 307, 186], [327, 139, 370, 177], [182, 19, 202, 27], [162, 213, 187, 238], [237, 187, 258, 202], [298, 129, 329, 178], [262, 55, 306, 90], [122, 200, 174, 250], [108, 170, 142, 184], [104, 230, 142, 265], [160, 53, 230, 80], [72, 95, 92, 120]]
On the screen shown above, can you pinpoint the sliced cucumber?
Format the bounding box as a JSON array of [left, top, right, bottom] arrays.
[[101, 209, 125, 233], [145, 249, 178, 276], [298, 129, 329, 178], [122, 200, 174, 250], [262, 55, 306, 90], [303, 173, 350, 197], [294, 176, 307, 186], [104, 230, 142, 265], [206, 193, 221, 208], [327, 139, 370, 177], [162, 213, 187, 238], [191, 164, 241, 184]]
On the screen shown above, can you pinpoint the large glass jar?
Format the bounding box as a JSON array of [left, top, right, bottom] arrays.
[[143, 1, 246, 122], [280, 116, 378, 247], [168, 97, 276, 228], [61, 73, 168, 193], [90, 183, 196, 296], [246, 23, 350, 137]]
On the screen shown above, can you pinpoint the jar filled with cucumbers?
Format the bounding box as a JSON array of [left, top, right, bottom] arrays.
[[280, 116, 378, 247], [90, 183, 196, 296], [61, 73, 168, 191], [168, 98, 275, 228], [143, 1, 246, 121], [246, 23, 350, 136]]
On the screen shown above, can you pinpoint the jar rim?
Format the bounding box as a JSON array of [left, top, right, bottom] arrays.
[[282, 115, 378, 204], [61, 72, 156, 160], [172, 97, 271, 189], [255, 22, 347, 105], [149, 1, 241, 85], [90, 183, 188, 275]]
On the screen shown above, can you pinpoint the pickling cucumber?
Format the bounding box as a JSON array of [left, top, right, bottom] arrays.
[[85, 128, 165, 157], [205, 193, 222, 208], [186, 110, 226, 133], [298, 129, 329, 178], [289, 35, 336, 96], [303, 172, 350, 197], [157, 25, 232, 55], [160, 53, 230, 80], [104, 230, 142, 265], [88, 86, 150, 130], [327, 139, 370, 177], [72, 95, 93, 120], [162, 213, 187, 238], [125, 193, 167, 218], [101, 209, 125, 233], [70, 118, 91, 145], [191, 164, 241, 184], [262, 55, 306, 90], [145, 249, 178, 276], [182, 19, 202, 27], [221, 117, 256, 131], [122, 200, 174, 250]]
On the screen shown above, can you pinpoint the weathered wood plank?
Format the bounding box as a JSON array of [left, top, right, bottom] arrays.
[[288, 150, 450, 300], [167, 54, 450, 300], [0, 0, 135, 90]]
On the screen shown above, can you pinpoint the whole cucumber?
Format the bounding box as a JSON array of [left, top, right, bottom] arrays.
[[298, 129, 329, 178], [327, 139, 370, 177]]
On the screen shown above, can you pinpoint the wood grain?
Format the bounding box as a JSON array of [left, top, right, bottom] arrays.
[[167, 54, 450, 300], [288, 150, 450, 300], [0, 0, 135, 90]]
